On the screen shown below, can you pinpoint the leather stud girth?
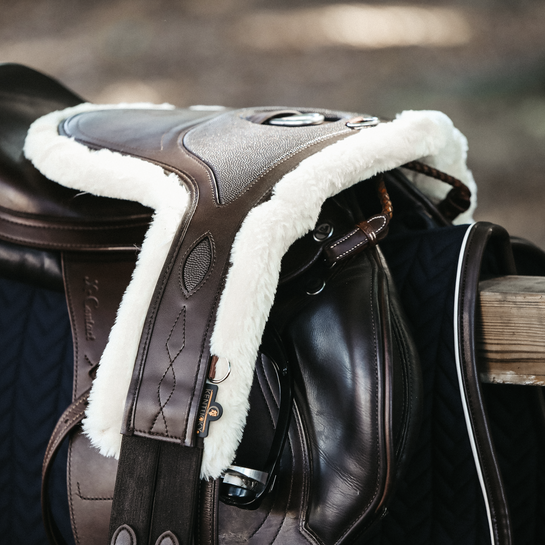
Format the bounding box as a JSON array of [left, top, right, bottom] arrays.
[[56, 107, 357, 545]]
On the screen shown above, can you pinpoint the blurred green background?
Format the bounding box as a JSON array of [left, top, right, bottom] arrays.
[[3, 0, 545, 246]]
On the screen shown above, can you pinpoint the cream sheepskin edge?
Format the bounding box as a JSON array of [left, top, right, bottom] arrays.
[[25, 106, 476, 479], [23, 101, 191, 459]]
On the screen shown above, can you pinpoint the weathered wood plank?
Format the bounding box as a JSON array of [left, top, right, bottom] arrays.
[[477, 275, 545, 386]]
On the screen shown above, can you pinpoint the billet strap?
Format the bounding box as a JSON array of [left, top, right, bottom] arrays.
[[40, 253, 138, 544]]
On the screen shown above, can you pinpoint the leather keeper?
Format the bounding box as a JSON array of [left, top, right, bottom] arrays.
[[324, 214, 389, 263]]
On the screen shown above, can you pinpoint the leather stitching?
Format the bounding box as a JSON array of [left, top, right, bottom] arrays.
[[149, 307, 186, 435], [76, 482, 113, 501], [334, 237, 369, 261], [125, 170, 198, 434], [182, 287, 221, 442], [68, 441, 81, 544], [329, 228, 359, 249]]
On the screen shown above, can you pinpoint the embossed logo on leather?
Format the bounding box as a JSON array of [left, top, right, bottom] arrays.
[[84, 276, 99, 341]]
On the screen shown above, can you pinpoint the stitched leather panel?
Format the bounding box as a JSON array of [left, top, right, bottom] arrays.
[[184, 108, 353, 204], [268, 249, 393, 544], [63, 252, 139, 400]]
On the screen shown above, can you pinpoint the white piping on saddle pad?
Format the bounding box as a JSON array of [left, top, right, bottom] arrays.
[[25, 105, 477, 478], [453, 224, 495, 545], [453, 224, 496, 545]]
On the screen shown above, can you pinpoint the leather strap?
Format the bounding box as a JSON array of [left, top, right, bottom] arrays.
[[325, 164, 471, 263], [455, 222, 516, 545], [108, 436, 203, 545], [39, 252, 138, 543], [42, 389, 90, 545], [324, 176, 392, 262], [198, 480, 220, 545], [402, 160, 472, 221]]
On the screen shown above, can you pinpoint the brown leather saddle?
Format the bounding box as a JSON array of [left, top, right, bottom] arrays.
[[6, 63, 528, 545]]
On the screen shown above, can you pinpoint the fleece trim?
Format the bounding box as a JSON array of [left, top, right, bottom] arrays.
[[25, 105, 476, 478]]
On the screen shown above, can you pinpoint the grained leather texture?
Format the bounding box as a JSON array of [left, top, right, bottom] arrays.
[[180, 233, 214, 295], [183, 108, 354, 204]]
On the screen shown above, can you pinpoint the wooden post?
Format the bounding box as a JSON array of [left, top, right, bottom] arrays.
[[477, 276, 545, 386]]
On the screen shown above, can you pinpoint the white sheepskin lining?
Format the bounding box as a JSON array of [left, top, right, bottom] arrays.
[[25, 105, 476, 479]]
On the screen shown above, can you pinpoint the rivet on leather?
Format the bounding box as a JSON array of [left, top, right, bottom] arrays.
[[111, 524, 137, 545], [155, 530, 179, 545]]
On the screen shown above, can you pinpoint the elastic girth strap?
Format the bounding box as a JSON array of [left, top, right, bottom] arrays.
[[108, 436, 203, 545]]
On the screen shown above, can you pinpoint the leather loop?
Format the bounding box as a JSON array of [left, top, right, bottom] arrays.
[[324, 175, 392, 263], [324, 213, 389, 263], [41, 389, 90, 545], [358, 219, 378, 246]]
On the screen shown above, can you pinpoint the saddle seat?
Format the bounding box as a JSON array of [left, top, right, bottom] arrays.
[[0, 63, 154, 251]]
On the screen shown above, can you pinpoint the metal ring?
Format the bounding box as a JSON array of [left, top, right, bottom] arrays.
[[268, 112, 325, 127], [346, 116, 380, 129], [313, 223, 334, 242], [209, 358, 231, 384], [306, 279, 326, 296]]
